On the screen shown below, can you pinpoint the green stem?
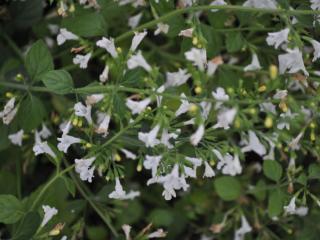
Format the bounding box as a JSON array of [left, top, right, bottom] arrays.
[[1, 79, 320, 104], [62, 158, 118, 237], [30, 165, 75, 210]]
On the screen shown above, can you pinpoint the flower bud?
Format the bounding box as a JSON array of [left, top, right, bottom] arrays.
[[114, 153, 121, 162], [194, 86, 202, 94], [264, 116, 273, 128], [269, 64, 278, 80], [258, 85, 267, 92]]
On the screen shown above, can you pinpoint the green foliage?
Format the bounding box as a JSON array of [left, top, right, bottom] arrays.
[[263, 160, 283, 182], [12, 211, 41, 240], [0, 195, 24, 224], [214, 176, 241, 201], [17, 95, 46, 131], [42, 70, 74, 94], [25, 40, 54, 81]]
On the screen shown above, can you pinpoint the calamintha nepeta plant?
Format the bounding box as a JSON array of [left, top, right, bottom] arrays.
[[0, 0, 320, 239]]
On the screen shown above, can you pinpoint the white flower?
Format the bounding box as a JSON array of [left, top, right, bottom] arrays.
[[75, 157, 95, 182], [179, 0, 196, 7], [73, 53, 91, 69], [241, 131, 267, 156], [144, 155, 162, 177], [185, 48, 207, 71], [33, 131, 56, 158], [200, 101, 212, 120], [213, 108, 237, 129], [138, 125, 160, 147], [128, 13, 142, 29], [57, 134, 81, 153], [178, 28, 193, 38], [190, 124, 205, 146], [203, 161, 215, 178], [160, 128, 179, 149], [288, 132, 304, 150], [244, 53, 261, 71], [184, 166, 197, 178], [130, 31, 147, 52], [120, 149, 137, 159], [2, 107, 17, 125], [185, 156, 203, 168], [117, 0, 145, 7], [266, 28, 290, 49], [165, 69, 191, 87], [277, 109, 297, 130], [74, 102, 92, 124], [263, 135, 277, 160], [126, 97, 151, 115], [148, 229, 167, 238], [8, 130, 24, 146], [122, 224, 131, 240], [39, 124, 52, 139], [59, 120, 71, 135], [273, 89, 288, 100], [108, 177, 140, 200], [41, 205, 58, 227], [243, 0, 277, 9], [56, 28, 78, 45], [127, 51, 152, 72], [279, 48, 308, 76], [95, 113, 111, 136], [175, 94, 191, 117], [158, 164, 189, 201], [156, 85, 165, 107], [212, 87, 229, 109], [311, 0, 320, 10], [260, 102, 276, 114], [96, 37, 118, 58], [284, 197, 309, 216], [234, 216, 252, 240], [207, 56, 223, 76], [86, 94, 104, 105], [99, 65, 109, 82], [0, 98, 17, 125], [210, 0, 227, 12], [154, 23, 170, 35], [311, 39, 320, 62], [214, 149, 242, 176]]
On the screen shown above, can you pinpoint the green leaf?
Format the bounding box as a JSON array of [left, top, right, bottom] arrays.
[[148, 209, 174, 227], [263, 160, 283, 182], [268, 190, 285, 217], [18, 95, 46, 131], [42, 70, 74, 94], [0, 195, 24, 224], [13, 211, 41, 240], [308, 164, 320, 179], [226, 32, 245, 53], [62, 176, 76, 197], [25, 39, 54, 81], [250, 180, 267, 201], [214, 176, 241, 201], [61, 12, 107, 37]]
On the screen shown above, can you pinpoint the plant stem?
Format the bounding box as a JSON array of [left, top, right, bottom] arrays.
[[30, 165, 75, 210]]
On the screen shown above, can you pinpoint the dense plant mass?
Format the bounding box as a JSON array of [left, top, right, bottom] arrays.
[[1, 0, 320, 239]]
